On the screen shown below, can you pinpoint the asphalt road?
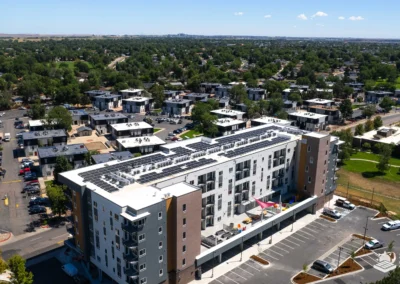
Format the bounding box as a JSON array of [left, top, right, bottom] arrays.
[[0, 226, 70, 261], [209, 207, 400, 284], [29, 256, 74, 284], [347, 112, 400, 133]]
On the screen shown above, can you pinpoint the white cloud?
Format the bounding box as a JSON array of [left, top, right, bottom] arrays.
[[349, 16, 364, 21], [297, 14, 307, 20], [316, 23, 324, 27], [312, 11, 328, 18], [264, 15, 272, 18], [234, 12, 244, 16], [338, 16, 345, 20]]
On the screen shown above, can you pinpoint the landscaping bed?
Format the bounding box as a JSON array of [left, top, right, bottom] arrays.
[[327, 258, 363, 278], [372, 211, 388, 219], [352, 234, 373, 241], [292, 272, 321, 284], [320, 215, 336, 222], [355, 248, 372, 257], [250, 255, 269, 265]]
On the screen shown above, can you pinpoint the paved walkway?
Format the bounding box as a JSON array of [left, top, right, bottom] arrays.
[[350, 158, 400, 168]]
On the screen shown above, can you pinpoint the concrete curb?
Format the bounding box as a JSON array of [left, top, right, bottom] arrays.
[[313, 257, 365, 283], [0, 232, 12, 243]]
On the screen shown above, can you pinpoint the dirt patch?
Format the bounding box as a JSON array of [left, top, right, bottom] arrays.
[[355, 248, 372, 257], [389, 252, 395, 261], [352, 234, 373, 241], [320, 215, 336, 222], [373, 212, 388, 219], [327, 258, 363, 278], [85, 141, 107, 151], [250, 255, 269, 265], [292, 272, 321, 284]]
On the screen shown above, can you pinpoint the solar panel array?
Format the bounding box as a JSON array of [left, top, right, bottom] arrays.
[[138, 158, 216, 184], [215, 125, 279, 144], [186, 142, 216, 151], [222, 136, 291, 158]]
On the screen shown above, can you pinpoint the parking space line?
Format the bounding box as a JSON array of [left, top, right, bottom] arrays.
[[229, 271, 247, 280], [331, 252, 340, 257], [260, 252, 279, 260], [236, 266, 253, 276], [307, 223, 322, 230], [278, 241, 296, 249], [268, 249, 284, 257], [296, 230, 314, 238], [313, 220, 328, 227], [345, 243, 361, 250], [290, 235, 307, 242], [341, 246, 355, 253], [243, 262, 261, 271], [366, 255, 378, 263], [222, 275, 240, 284], [325, 256, 337, 264], [214, 279, 224, 284], [361, 258, 375, 267], [282, 238, 301, 246], [302, 226, 319, 234], [273, 246, 290, 253]]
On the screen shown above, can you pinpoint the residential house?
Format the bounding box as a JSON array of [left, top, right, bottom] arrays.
[[111, 122, 154, 140], [162, 99, 193, 116], [22, 129, 67, 157], [116, 136, 166, 154], [89, 113, 128, 135], [287, 112, 328, 131], [122, 97, 154, 113]]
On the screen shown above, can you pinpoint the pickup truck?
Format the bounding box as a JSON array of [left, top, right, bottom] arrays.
[[381, 220, 400, 231], [335, 198, 355, 210], [3, 133, 10, 142]]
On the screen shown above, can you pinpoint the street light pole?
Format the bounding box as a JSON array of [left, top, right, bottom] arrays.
[[240, 237, 243, 262], [362, 216, 369, 247], [291, 210, 295, 232], [371, 188, 375, 204], [337, 247, 343, 268]]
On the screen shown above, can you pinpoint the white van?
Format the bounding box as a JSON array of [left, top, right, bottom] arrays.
[[323, 208, 342, 219], [381, 220, 400, 231], [3, 133, 10, 142]]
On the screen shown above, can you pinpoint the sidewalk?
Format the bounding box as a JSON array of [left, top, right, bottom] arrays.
[[0, 226, 52, 246], [192, 196, 341, 284]]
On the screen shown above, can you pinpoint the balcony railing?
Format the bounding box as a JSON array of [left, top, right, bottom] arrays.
[[123, 238, 138, 249], [122, 223, 144, 232], [123, 251, 138, 262]]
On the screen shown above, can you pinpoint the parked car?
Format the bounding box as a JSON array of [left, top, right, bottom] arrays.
[[24, 186, 40, 194], [25, 179, 39, 184], [171, 137, 179, 141], [168, 132, 175, 137], [62, 263, 78, 277], [323, 208, 342, 219], [15, 124, 24, 129], [24, 172, 37, 181], [19, 168, 31, 175], [365, 239, 384, 250], [21, 158, 33, 163], [29, 197, 46, 206], [335, 199, 355, 210], [105, 109, 114, 112], [29, 205, 46, 214], [381, 220, 400, 231], [18, 106, 27, 110], [312, 260, 334, 274]]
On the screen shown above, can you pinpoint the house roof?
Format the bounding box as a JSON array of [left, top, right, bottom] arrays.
[[92, 151, 133, 164], [22, 129, 67, 140], [77, 126, 92, 132], [89, 113, 127, 121], [38, 144, 88, 159]]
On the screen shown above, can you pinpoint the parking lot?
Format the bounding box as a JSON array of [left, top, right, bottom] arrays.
[[208, 206, 400, 284]]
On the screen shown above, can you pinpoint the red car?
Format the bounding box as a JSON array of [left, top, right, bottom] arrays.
[[26, 180, 38, 184], [19, 168, 31, 175]]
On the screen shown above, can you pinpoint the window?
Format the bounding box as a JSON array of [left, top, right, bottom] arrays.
[[103, 227, 107, 237], [305, 166, 309, 172], [94, 208, 98, 222], [304, 185, 307, 191], [229, 167, 233, 173], [114, 214, 119, 221], [139, 249, 146, 257], [183, 245, 186, 253], [140, 278, 147, 284], [190, 180, 194, 185], [325, 150, 328, 155], [322, 179, 325, 184], [288, 148, 291, 153], [217, 216, 221, 222], [159, 269, 163, 276], [218, 171, 223, 188], [324, 160, 327, 165], [139, 264, 146, 271], [158, 227, 163, 234], [182, 204, 186, 212], [117, 258, 121, 278], [159, 255, 163, 263], [218, 194, 222, 210], [228, 179, 233, 194], [138, 234, 145, 242], [182, 258, 186, 267], [310, 157, 314, 164], [158, 212, 162, 220], [183, 232, 186, 239], [159, 241, 163, 249], [183, 218, 186, 226], [251, 181, 255, 196], [308, 176, 311, 183], [307, 145, 311, 152], [93, 201, 97, 207]]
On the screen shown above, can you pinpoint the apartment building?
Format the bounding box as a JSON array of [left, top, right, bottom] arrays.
[[288, 112, 328, 131], [116, 136, 166, 154], [85, 90, 112, 100], [92, 94, 122, 111], [215, 85, 232, 98], [182, 93, 210, 102], [59, 123, 341, 284], [89, 113, 128, 134], [70, 109, 89, 125], [164, 90, 183, 100], [210, 109, 245, 120], [215, 119, 246, 136], [38, 144, 88, 177], [365, 91, 394, 103], [122, 97, 154, 113], [22, 129, 67, 157], [200, 83, 221, 94], [247, 88, 266, 101], [304, 98, 334, 108], [91, 151, 133, 164], [307, 105, 341, 124], [162, 99, 193, 116], [111, 122, 153, 140], [118, 89, 145, 99], [251, 116, 292, 127]]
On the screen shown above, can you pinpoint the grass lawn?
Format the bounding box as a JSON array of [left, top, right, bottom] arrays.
[[342, 159, 400, 182], [396, 77, 400, 89], [181, 130, 202, 139], [351, 151, 400, 166], [154, 128, 161, 133], [55, 61, 93, 70]]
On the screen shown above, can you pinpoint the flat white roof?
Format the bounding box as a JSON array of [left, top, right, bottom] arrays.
[[211, 109, 245, 116], [315, 89, 333, 93], [306, 98, 334, 104], [29, 120, 43, 127], [252, 116, 292, 126], [117, 136, 166, 148], [120, 89, 144, 93], [283, 88, 304, 93], [306, 132, 328, 138], [288, 112, 327, 119], [355, 126, 400, 145], [111, 122, 153, 131], [215, 119, 245, 127], [123, 97, 150, 102]]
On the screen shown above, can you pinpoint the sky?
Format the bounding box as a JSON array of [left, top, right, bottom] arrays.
[[0, 0, 398, 38]]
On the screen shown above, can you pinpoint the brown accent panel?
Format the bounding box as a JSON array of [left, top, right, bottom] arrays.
[[166, 197, 175, 272], [297, 140, 307, 199], [74, 193, 85, 253]]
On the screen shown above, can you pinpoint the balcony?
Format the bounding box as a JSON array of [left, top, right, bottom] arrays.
[[123, 238, 138, 249], [123, 251, 138, 262], [122, 223, 144, 233]]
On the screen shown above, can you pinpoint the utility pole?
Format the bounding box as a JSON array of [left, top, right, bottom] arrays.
[[337, 247, 343, 268], [269, 221, 274, 244], [291, 210, 295, 232], [362, 216, 369, 247], [211, 251, 215, 278], [371, 188, 375, 204], [346, 181, 350, 198]]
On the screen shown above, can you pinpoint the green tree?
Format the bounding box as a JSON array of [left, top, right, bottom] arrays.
[[7, 255, 33, 284], [0, 250, 8, 274], [53, 156, 73, 181], [350, 250, 356, 263], [376, 144, 392, 172], [331, 129, 353, 162], [368, 266, 400, 283], [387, 240, 394, 252], [191, 101, 219, 137], [45, 106, 73, 131], [47, 182, 68, 217], [288, 92, 302, 105], [302, 263, 308, 272], [379, 96, 394, 113], [229, 84, 247, 104], [28, 100, 45, 119], [276, 110, 288, 119], [84, 150, 100, 166], [343, 86, 354, 98], [354, 124, 365, 136], [364, 119, 374, 132], [362, 142, 371, 150], [362, 105, 376, 118], [149, 84, 165, 109], [339, 99, 353, 121], [373, 116, 383, 129]]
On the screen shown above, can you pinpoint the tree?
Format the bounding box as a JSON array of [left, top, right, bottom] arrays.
[[45, 106, 73, 131], [84, 150, 100, 166], [379, 96, 394, 113], [364, 119, 374, 132], [28, 100, 45, 119], [354, 124, 365, 136], [368, 266, 400, 283], [362, 105, 376, 118], [0, 250, 8, 274], [376, 144, 392, 172], [229, 84, 247, 104], [373, 116, 383, 129], [350, 250, 356, 263], [288, 92, 302, 105], [331, 129, 353, 162], [387, 240, 394, 252], [149, 84, 165, 109], [276, 110, 288, 119], [7, 255, 33, 284], [191, 101, 218, 137], [339, 99, 353, 121], [362, 142, 371, 151], [343, 86, 354, 98], [53, 156, 73, 181], [47, 182, 68, 217], [302, 263, 308, 272]]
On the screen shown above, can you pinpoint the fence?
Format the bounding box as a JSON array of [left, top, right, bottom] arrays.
[[335, 190, 386, 213]]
